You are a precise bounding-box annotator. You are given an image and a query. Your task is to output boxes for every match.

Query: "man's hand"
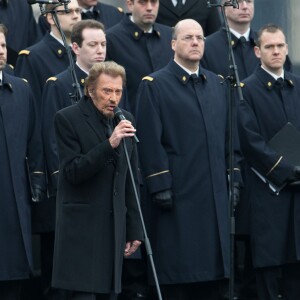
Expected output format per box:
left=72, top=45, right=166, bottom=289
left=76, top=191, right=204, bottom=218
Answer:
left=109, top=120, right=136, bottom=148
left=32, top=187, right=47, bottom=202
left=233, top=182, right=241, bottom=208
left=152, top=189, right=173, bottom=210
left=288, top=166, right=300, bottom=188
left=124, top=240, right=141, bottom=257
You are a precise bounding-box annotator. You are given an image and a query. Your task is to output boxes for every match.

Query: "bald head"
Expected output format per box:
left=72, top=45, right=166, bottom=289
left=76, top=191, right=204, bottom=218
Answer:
left=172, top=19, right=205, bottom=72
left=172, top=19, right=203, bottom=40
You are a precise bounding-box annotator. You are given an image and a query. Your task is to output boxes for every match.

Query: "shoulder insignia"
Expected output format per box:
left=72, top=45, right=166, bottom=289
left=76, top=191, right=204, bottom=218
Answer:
left=117, top=7, right=124, bottom=13
left=22, top=78, right=28, bottom=83
left=142, top=76, right=154, bottom=81
left=46, top=77, right=58, bottom=82
left=19, top=50, right=30, bottom=55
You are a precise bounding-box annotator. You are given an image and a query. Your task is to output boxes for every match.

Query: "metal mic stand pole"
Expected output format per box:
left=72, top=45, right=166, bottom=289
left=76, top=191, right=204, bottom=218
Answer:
left=121, top=138, right=164, bottom=300
left=41, top=1, right=82, bottom=104
left=206, top=1, right=244, bottom=300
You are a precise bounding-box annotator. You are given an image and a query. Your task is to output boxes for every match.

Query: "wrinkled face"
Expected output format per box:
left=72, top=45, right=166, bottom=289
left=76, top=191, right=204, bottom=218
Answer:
left=127, top=0, right=159, bottom=29
left=73, top=28, right=106, bottom=70
left=48, top=0, right=82, bottom=35
left=255, top=30, right=288, bottom=75
left=172, top=20, right=205, bottom=66
left=89, top=73, right=123, bottom=118
left=225, top=0, right=254, bottom=26
left=77, top=0, right=98, bottom=9
left=0, top=32, right=7, bottom=71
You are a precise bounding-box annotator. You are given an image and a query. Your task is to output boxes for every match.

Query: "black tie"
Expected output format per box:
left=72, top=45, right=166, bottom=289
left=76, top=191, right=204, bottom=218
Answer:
left=82, top=10, right=95, bottom=20
left=176, top=0, right=183, bottom=12
left=239, top=36, right=247, bottom=48
left=190, top=73, right=199, bottom=84
left=275, top=77, right=284, bottom=90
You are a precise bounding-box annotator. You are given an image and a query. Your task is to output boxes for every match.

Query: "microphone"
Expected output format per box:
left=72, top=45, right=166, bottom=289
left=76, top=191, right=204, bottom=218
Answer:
left=27, top=0, right=59, bottom=4
left=113, top=107, right=139, bottom=143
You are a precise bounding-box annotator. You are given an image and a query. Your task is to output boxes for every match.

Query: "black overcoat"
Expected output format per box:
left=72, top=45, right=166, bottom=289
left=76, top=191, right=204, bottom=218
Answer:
left=238, top=67, right=300, bottom=268
left=0, top=72, right=45, bottom=280
left=135, top=60, right=241, bottom=284
left=52, top=97, right=143, bottom=293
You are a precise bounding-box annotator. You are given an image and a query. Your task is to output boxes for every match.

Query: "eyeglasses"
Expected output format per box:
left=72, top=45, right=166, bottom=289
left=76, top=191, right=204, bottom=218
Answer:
left=236, top=0, right=254, bottom=4
left=55, top=8, right=82, bottom=15
left=179, top=35, right=206, bottom=43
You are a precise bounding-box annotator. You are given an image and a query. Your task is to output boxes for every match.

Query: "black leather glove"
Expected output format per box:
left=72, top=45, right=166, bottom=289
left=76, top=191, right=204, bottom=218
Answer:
left=32, top=187, right=47, bottom=203
left=287, top=166, right=300, bottom=186
left=233, top=182, right=241, bottom=208
left=152, top=189, right=173, bottom=210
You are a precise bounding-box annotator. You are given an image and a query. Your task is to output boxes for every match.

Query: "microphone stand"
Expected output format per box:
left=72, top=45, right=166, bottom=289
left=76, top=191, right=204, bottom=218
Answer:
left=37, top=1, right=82, bottom=104
left=207, top=1, right=244, bottom=300
left=121, top=138, right=163, bottom=300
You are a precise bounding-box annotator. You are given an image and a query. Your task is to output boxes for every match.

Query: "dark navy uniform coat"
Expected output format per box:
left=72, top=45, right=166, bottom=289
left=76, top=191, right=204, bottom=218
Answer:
left=52, top=97, right=143, bottom=293
left=238, top=66, right=300, bottom=268
left=201, top=28, right=293, bottom=80
left=38, top=2, right=125, bottom=35
left=0, top=72, right=46, bottom=280
left=135, top=60, right=237, bottom=284
left=156, top=0, right=221, bottom=36
left=0, top=0, right=41, bottom=66
left=106, top=15, right=173, bottom=114
left=15, top=33, right=71, bottom=110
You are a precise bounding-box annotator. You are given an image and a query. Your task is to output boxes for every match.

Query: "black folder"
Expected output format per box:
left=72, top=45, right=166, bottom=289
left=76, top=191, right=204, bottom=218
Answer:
left=267, top=122, right=300, bottom=166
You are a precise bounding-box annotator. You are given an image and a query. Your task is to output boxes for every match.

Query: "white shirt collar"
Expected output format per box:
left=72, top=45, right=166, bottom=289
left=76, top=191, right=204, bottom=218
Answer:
left=50, top=31, right=67, bottom=47
left=261, top=65, right=284, bottom=80
left=0, top=71, right=3, bottom=84
left=76, top=62, right=89, bottom=75
left=174, top=59, right=199, bottom=76
left=230, top=28, right=250, bottom=41
left=172, top=0, right=187, bottom=6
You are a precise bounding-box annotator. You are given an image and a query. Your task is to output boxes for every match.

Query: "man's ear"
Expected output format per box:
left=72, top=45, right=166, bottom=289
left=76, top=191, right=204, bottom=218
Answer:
left=254, top=46, right=261, bottom=59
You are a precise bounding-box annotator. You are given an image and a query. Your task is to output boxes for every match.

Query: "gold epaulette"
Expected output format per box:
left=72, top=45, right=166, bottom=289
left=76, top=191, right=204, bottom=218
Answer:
left=19, top=50, right=30, bottom=55
left=46, top=77, right=58, bottom=82
left=142, top=76, right=154, bottom=81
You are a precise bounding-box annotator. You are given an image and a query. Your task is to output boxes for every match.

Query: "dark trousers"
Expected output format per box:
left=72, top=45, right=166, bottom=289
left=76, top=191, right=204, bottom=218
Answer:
left=69, top=291, right=117, bottom=300
left=150, top=280, right=225, bottom=300
left=0, top=280, right=22, bottom=300
left=282, top=263, right=300, bottom=300
left=41, top=232, right=67, bottom=300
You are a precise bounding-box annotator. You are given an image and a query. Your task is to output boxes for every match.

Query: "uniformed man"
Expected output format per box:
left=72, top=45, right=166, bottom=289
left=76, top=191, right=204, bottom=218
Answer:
left=201, top=0, right=292, bottom=79
left=41, top=19, right=106, bottom=236
left=156, top=0, right=221, bottom=36
left=38, top=0, right=125, bottom=35
left=15, top=1, right=81, bottom=299
left=135, top=19, right=242, bottom=300
left=0, top=23, right=46, bottom=300
left=0, top=0, right=41, bottom=66
left=15, top=0, right=82, bottom=111
left=106, top=0, right=174, bottom=114
left=237, top=23, right=300, bottom=300
left=202, top=2, right=292, bottom=298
